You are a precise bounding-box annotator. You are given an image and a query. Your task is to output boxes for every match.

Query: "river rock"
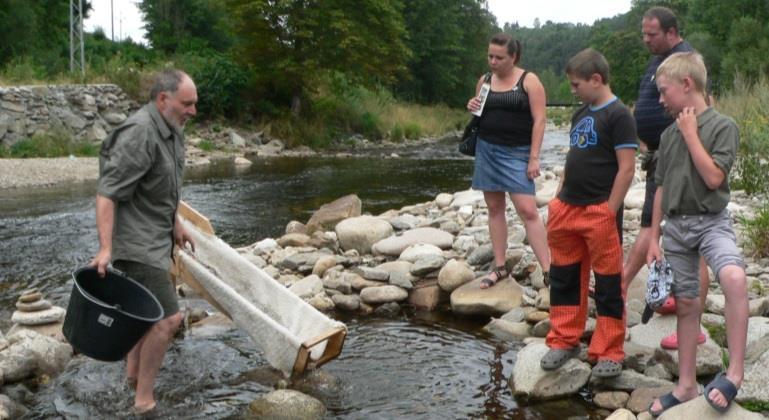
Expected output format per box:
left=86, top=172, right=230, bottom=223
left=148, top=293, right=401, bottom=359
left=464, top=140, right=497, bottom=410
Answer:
left=452, top=235, right=478, bottom=255
left=308, top=294, right=335, bottom=312
left=312, top=255, right=338, bottom=277
left=371, top=227, right=454, bottom=256
left=276, top=251, right=325, bottom=271
left=2, top=330, right=73, bottom=380
left=288, top=275, right=324, bottom=299
left=705, top=294, right=726, bottom=315
left=247, top=389, right=325, bottom=420
left=18, top=292, right=42, bottom=303
left=0, top=330, right=6, bottom=352
left=653, top=339, right=723, bottom=377
left=14, top=299, right=52, bottom=312
left=740, top=319, right=769, bottom=403
left=510, top=342, right=591, bottom=399
left=594, top=391, right=630, bottom=410
left=605, top=408, right=636, bottom=420
left=450, top=277, right=523, bottom=316
left=335, top=216, right=393, bottom=254
left=408, top=283, right=441, bottom=310
left=530, top=319, right=551, bottom=338
left=253, top=238, right=279, bottom=255
left=10, top=306, right=65, bottom=326
left=331, top=294, right=360, bottom=311
left=437, top=259, right=475, bottom=292
left=502, top=307, right=536, bottom=323
left=306, top=194, right=362, bottom=234
left=321, top=271, right=352, bottom=294
left=389, top=214, right=420, bottom=230
left=285, top=220, right=308, bottom=235
left=450, top=190, right=484, bottom=208
left=466, top=243, right=494, bottom=266
left=410, top=255, right=445, bottom=277
left=348, top=273, right=384, bottom=290
left=0, top=394, right=27, bottom=419
left=435, top=193, right=453, bottom=209
left=484, top=318, right=531, bottom=340
left=535, top=178, right=558, bottom=207
left=374, top=302, right=402, bottom=317
left=626, top=386, right=675, bottom=414
left=278, top=233, right=311, bottom=248
left=656, top=395, right=762, bottom=420
left=354, top=266, right=390, bottom=282
left=359, top=285, right=408, bottom=304
left=589, top=369, right=674, bottom=392
left=535, top=288, right=550, bottom=310
left=399, top=243, right=443, bottom=262
left=749, top=297, right=769, bottom=317
left=624, top=187, right=646, bottom=210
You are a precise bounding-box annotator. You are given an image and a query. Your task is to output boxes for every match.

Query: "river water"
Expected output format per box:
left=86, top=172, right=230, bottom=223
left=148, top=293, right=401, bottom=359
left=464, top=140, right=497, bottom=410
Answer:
left=2, top=131, right=602, bottom=418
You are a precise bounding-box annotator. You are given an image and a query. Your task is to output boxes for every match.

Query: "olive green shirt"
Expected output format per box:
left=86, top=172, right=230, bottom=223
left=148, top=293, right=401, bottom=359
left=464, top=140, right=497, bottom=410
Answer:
left=654, top=107, right=738, bottom=216
left=97, top=102, right=185, bottom=271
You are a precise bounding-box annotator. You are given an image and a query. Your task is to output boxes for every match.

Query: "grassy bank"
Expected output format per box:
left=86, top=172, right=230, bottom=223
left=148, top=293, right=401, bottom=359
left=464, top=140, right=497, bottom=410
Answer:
left=719, top=77, right=769, bottom=257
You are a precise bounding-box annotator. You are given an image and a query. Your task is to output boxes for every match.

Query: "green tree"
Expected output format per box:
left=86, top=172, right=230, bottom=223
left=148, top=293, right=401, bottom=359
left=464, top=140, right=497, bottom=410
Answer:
left=227, top=0, right=410, bottom=116
left=396, top=0, right=496, bottom=106
left=139, top=0, right=234, bottom=54
left=0, top=0, right=92, bottom=73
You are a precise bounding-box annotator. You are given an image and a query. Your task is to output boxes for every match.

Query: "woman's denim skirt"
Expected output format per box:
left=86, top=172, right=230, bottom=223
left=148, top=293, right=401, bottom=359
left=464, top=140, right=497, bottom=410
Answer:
left=471, top=138, right=535, bottom=195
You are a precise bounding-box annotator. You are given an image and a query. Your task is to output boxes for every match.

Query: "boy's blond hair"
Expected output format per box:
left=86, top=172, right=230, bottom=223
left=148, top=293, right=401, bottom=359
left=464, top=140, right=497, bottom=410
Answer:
left=565, top=48, right=610, bottom=84
left=656, top=52, right=707, bottom=93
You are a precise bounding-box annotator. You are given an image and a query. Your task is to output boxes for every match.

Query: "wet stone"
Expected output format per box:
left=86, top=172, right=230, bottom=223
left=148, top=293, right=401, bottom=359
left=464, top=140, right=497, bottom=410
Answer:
left=18, top=292, right=42, bottom=303
left=15, top=299, right=52, bottom=312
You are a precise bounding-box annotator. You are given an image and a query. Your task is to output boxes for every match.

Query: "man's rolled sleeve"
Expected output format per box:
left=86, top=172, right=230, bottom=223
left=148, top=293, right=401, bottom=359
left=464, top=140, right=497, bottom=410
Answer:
left=97, top=124, right=155, bottom=202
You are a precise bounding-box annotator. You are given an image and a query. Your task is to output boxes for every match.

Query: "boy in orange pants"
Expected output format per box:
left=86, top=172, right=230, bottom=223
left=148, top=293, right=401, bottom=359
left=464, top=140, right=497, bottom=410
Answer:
left=541, top=49, right=637, bottom=378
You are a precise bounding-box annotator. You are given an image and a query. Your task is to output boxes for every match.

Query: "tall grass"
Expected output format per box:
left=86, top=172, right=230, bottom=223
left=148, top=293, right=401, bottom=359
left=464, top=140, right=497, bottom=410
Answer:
left=0, top=131, right=98, bottom=158
left=717, top=76, right=769, bottom=195
left=718, top=76, right=769, bottom=258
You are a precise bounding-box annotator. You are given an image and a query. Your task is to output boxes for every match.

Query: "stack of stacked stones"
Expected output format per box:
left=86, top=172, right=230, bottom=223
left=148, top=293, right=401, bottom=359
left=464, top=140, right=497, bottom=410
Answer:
left=9, top=288, right=66, bottom=341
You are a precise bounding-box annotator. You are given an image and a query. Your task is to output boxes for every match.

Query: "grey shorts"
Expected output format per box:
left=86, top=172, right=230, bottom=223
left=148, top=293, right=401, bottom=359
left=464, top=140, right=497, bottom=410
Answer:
left=662, top=209, right=745, bottom=299
left=113, top=259, right=179, bottom=318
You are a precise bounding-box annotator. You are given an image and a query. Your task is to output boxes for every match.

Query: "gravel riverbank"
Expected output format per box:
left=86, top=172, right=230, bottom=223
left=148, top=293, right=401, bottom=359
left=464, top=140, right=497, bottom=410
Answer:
left=0, top=157, right=99, bottom=190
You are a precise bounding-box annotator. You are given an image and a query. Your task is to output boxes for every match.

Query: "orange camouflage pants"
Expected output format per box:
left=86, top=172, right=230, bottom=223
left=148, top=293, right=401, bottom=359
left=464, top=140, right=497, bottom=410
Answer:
left=545, top=198, right=625, bottom=362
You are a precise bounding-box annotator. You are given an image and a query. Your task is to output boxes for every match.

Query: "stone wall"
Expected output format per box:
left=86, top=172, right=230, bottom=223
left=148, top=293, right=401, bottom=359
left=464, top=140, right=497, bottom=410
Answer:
left=0, top=84, right=139, bottom=147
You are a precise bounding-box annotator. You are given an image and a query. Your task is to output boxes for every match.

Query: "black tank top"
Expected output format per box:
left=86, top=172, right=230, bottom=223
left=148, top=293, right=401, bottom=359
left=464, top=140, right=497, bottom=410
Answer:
left=478, top=71, right=534, bottom=147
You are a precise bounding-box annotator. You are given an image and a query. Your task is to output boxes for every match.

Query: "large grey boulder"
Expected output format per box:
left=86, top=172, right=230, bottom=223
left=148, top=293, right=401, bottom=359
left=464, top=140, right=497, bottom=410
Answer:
left=306, top=194, right=362, bottom=234
left=589, top=369, right=674, bottom=391
left=740, top=318, right=769, bottom=403
left=247, top=389, right=326, bottom=420
left=335, top=216, right=393, bottom=254
left=450, top=190, right=484, bottom=208
left=484, top=318, right=531, bottom=341
left=372, top=227, right=454, bottom=256
left=450, top=277, right=523, bottom=316
left=510, top=342, right=591, bottom=399
left=399, top=243, right=442, bottom=262
left=375, top=261, right=414, bottom=289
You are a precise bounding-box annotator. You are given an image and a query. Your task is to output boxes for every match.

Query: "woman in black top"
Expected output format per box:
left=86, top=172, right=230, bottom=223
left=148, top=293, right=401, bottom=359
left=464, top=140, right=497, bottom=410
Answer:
left=466, top=33, right=549, bottom=288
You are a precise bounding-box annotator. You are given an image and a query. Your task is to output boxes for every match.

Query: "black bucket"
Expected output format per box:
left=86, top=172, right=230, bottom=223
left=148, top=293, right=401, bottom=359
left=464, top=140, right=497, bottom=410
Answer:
left=63, top=266, right=165, bottom=361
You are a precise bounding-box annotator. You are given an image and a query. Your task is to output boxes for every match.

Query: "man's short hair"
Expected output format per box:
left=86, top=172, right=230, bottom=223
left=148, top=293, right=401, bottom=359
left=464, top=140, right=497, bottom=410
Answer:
left=656, top=52, right=707, bottom=93
left=565, top=48, right=610, bottom=84
left=149, top=69, right=187, bottom=101
left=644, top=6, right=680, bottom=35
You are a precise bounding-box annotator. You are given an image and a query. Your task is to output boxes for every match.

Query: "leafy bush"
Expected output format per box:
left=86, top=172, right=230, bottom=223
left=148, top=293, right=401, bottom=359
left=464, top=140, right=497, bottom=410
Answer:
left=176, top=51, right=250, bottom=119
left=7, top=132, right=98, bottom=158
left=403, top=122, right=422, bottom=139
left=390, top=125, right=404, bottom=142
left=740, top=204, right=769, bottom=258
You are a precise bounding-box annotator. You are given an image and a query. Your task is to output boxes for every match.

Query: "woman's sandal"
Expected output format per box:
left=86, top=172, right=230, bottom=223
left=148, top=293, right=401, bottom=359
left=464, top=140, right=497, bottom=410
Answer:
left=480, top=265, right=509, bottom=289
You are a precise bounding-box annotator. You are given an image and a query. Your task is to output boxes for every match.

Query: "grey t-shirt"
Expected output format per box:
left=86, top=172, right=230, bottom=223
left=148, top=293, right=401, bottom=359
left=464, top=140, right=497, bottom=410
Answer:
left=655, top=107, right=738, bottom=215
left=97, top=102, right=185, bottom=270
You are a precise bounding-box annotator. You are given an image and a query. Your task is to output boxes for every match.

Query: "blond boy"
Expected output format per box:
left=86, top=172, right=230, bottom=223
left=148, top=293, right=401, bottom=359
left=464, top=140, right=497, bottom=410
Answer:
left=647, top=51, right=748, bottom=415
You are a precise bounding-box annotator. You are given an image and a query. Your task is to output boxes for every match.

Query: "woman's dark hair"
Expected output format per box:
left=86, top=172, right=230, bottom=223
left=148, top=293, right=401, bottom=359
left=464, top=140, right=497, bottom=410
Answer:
left=490, top=33, right=522, bottom=65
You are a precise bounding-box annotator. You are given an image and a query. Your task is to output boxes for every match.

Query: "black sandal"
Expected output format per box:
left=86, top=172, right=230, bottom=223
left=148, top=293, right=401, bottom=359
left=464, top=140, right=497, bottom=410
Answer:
left=480, top=265, right=509, bottom=289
